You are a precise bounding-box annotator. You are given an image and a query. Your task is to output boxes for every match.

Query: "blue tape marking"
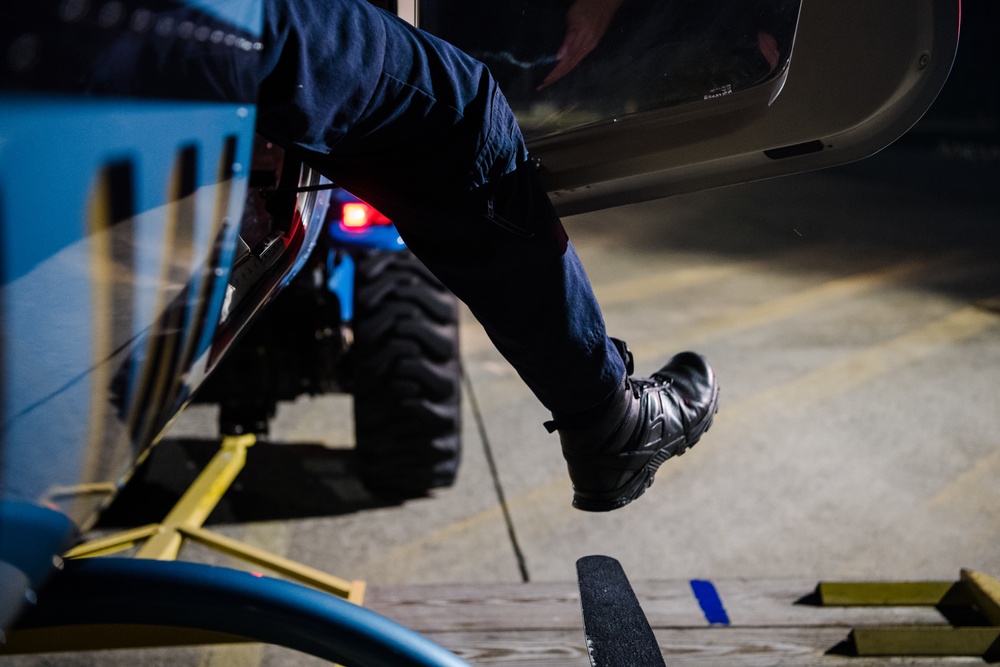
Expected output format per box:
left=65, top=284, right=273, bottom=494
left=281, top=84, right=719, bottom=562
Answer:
left=690, top=580, right=731, bottom=626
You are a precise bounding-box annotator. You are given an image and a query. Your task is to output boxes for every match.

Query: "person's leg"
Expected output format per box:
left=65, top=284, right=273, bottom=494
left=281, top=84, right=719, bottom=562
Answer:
left=257, top=0, right=625, bottom=418
left=256, top=0, right=720, bottom=510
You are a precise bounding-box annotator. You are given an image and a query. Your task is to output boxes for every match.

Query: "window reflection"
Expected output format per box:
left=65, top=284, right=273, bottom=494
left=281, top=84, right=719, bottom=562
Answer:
left=422, top=0, right=800, bottom=138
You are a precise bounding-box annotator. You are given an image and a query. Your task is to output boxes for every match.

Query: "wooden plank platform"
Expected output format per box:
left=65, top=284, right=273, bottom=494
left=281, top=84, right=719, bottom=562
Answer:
left=364, top=579, right=987, bottom=666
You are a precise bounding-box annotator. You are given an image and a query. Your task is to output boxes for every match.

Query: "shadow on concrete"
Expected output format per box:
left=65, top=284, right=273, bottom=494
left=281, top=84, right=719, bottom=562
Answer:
left=566, top=142, right=1000, bottom=311
left=569, top=144, right=1000, bottom=260
left=96, top=438, right=406, bottom=528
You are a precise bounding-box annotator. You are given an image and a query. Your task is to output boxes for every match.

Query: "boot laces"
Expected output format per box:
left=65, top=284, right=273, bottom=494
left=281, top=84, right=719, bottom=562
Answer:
left=629, top=375, right=674, bottom=399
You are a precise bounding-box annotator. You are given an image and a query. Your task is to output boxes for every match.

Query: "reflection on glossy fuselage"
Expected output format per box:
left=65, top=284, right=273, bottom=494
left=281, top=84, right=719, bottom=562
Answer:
left=422, top=0, right=801, bottom=137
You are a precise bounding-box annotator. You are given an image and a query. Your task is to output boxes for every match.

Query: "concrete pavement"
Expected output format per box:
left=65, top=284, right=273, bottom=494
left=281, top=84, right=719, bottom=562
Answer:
left=9, top=142, right=1000, bottom=665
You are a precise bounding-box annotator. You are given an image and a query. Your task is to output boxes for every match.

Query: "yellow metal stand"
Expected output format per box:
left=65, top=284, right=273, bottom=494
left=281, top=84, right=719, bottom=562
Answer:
left=817, top=569, right=1000, bottom=659
left=64, top=434, right=366, bottom=605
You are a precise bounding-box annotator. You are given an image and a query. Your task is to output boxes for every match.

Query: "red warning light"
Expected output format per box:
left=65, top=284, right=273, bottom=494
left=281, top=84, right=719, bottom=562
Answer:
left=341, top=202, right=391, bottom=231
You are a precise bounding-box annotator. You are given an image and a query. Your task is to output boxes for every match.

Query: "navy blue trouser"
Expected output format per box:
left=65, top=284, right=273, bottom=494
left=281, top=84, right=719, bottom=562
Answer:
left=255, top=0, right=626, bottom=419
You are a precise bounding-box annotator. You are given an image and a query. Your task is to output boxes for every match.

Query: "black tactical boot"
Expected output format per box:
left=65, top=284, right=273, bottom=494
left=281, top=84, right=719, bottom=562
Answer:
left=547, top=341, right=720, bottom=512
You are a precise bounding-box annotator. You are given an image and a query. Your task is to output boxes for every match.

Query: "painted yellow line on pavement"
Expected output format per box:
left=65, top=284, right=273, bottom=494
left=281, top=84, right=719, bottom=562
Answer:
left=722, top=304, right=1000, bottom=419
left=628, top=254, right=964, bottom=363
left=463, top=251, right=956, bottom=359
left=207, top=259, right=995, bottom=591
left=464, top=254, right=974, bottom=416
left=929, top=447, right=1000, bottom=509
left=368, top=483, right=556, bottom=576
left=460, top=256, right=764, bottom=355
left=593, top=263, right=747, bottom=305
left=589, top=245, right=862, bottom=307
left=381, top=303, right=1000, bottom=564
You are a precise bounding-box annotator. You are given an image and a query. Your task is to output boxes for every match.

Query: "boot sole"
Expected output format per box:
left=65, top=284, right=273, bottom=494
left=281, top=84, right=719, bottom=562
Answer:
left=572, top=382, right=721, bottom=512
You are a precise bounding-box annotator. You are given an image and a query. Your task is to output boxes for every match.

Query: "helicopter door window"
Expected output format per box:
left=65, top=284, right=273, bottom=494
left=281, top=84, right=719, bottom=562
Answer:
left=419, top=0, right=801, bottom=139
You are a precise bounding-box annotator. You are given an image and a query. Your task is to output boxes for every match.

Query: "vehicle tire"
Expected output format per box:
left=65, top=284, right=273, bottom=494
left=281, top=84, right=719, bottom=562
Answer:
left=350, top=248, right=462, bottom=498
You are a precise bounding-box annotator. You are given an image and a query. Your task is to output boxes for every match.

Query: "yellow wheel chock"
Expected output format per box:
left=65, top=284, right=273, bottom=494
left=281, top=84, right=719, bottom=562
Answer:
left=817, top=568, right=1000, bottom=660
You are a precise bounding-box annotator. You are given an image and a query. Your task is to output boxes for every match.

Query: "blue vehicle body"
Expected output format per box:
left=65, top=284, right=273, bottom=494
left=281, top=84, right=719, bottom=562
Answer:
left=325, top=188, right=407, bottom=324
left=0, top=2, right=463, bottom=662
left=0, top=97, right=257, bottom=521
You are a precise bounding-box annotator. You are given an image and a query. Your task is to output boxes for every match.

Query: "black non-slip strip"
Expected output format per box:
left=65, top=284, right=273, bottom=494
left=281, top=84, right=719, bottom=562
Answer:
left=577, top=555, right=666, bottom=667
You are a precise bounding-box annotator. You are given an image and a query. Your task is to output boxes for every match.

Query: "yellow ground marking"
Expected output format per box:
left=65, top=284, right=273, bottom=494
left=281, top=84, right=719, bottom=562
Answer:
left=459, top=258, right=757, bottom=355
left=593, top=263, right=747, bottom=305
left=186, top=258, right=997, bottom=608
left=459, top=246, right=908, bottom=356
left=627, top=253, right=963, bottom=363
left=464, top=253, right=974, bottom=419
left=367, top=483, right=558, bottom=577
left=929, top=447, right=1000, bottom=509
left=719, top=304, right=1000, bottom=419
left=376, top=303, right=1000, bottom=566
